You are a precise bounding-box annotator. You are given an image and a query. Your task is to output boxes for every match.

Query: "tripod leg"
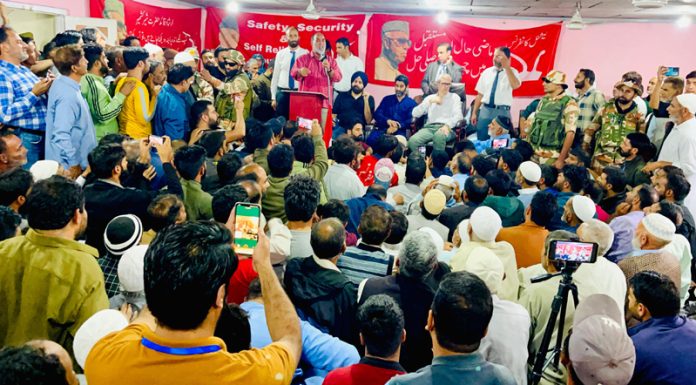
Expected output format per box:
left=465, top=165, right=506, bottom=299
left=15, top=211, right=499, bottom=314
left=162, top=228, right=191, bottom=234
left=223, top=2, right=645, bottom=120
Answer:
left=552, top=284, right=571, bottom=368
left=529, top=281, right=568, bottom=385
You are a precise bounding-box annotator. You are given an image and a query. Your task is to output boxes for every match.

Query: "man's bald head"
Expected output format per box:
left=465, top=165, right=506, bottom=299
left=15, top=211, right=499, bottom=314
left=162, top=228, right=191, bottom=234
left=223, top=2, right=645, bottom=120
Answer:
left=236, top=163, right=268, bottom=192
left=238, top=179, right=262, bottom=204
left=25, top=340, right=78, bottom=385
left=310, top=218, right=346, bottom=260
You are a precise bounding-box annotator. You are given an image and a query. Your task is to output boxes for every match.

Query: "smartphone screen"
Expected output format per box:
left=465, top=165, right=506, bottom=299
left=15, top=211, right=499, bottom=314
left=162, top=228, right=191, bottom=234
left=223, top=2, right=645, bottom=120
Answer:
left=552, top=241, right=598, bottom=263
left=665, top=67, right=679, bottom=77
left=233, top=203, right=261, bottom=255
left=148, top=135, right=163, bottom=145
left=418, top=146, right=426, bottom=156
left=492, top=138, right=508, bottom=149
left=298, top=117, right=313, bottom=131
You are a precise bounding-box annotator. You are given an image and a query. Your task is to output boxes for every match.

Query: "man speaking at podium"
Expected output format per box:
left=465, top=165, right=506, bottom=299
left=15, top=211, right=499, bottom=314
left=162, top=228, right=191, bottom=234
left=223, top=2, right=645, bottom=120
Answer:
left=291, top=32, right=342, bottom=128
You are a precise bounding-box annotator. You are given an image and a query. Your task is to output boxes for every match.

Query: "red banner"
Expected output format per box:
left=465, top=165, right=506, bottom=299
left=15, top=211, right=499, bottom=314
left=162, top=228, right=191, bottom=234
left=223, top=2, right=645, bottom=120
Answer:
left=90, top=0, right=201, bottom=51
left=366, top=14, right=561, bottom=96
left=205, top=9, right=365, bottom=62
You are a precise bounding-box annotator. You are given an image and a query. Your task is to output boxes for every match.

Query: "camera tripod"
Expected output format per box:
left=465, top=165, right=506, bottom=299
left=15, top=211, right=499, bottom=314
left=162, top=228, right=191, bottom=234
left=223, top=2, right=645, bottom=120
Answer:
left=529, top=264, right=580, bottom=385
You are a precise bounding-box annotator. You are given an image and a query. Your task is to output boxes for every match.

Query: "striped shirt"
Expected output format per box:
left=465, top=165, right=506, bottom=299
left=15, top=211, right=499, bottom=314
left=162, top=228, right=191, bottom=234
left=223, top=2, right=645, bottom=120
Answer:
left=337, top=243, right=393, bottom=285
left=0, top=60, right=48, bottom=130
left=80, top=73, right=126, bottom=140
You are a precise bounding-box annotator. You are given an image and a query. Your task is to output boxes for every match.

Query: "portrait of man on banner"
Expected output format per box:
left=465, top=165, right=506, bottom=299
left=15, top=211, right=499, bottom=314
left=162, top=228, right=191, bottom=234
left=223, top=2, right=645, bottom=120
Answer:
left=103, top=0, right=127, bottom=41
left=375, top=20, right=411, bottom=81
left=219, top=15, right=240, bottom=49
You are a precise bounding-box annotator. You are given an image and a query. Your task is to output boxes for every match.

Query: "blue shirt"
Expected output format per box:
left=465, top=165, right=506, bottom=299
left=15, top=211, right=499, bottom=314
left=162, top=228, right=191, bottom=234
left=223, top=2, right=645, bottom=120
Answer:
left=387, top=352, right=516, bottom=385
left=473, top=133, right=511, bottom=154
left=240, top=301, right=359, bottom=382
left=344, top=193, right=394, bottom=235
left=45, top=75, right=96, bottom=169
left=607, top=211, right=645, bottom=263
left=453, top=173, right=468, bottom=191
left=0, top=60, right=48, bottom=131
left=153, top=83, right=191, bottom=140
left=337, top=243, right=393, bottom=285
left=628, top=316, right=696, bottom=385
left=547, top=191, right=575, bottom=231
left=373, top=94, right=417, bottom=134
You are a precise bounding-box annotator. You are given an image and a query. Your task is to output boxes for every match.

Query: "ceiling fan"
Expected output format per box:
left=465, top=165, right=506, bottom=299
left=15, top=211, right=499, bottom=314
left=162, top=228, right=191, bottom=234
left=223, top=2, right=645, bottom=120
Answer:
left=302, top=0, right=325, bottom=20
left=567, top=2, right=586, bottom=30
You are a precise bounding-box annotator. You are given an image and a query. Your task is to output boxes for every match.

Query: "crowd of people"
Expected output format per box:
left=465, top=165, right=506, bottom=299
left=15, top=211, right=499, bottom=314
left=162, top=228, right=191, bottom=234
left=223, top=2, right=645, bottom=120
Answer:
left=2, top=6, right=696, bottom=385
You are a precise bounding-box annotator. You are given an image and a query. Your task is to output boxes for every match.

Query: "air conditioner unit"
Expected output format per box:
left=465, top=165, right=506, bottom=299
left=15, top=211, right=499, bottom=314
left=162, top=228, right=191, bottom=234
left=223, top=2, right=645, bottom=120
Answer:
left=566, top=8, right=586, bottom=30
left=632, top=0, right=668, bottom=9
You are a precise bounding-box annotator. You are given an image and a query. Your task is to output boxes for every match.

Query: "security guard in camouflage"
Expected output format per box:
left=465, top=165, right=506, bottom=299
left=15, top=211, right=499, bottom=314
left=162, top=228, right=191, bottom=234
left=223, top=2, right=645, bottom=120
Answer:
left=526, top=70, right=580, bottom=167
left=583, top=81, right=645, bottom=173
left=214, top=50, right=256, bottom=128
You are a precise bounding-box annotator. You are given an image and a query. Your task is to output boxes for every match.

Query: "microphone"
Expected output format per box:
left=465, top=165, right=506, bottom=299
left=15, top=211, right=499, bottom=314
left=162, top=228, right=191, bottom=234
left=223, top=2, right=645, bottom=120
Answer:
left=321, top=55, right=330, bottom=74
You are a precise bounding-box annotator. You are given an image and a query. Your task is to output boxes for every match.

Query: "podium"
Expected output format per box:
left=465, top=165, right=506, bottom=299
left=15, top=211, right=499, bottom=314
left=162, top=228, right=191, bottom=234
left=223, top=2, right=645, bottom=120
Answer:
left=287, top=90, right=333, bottom=147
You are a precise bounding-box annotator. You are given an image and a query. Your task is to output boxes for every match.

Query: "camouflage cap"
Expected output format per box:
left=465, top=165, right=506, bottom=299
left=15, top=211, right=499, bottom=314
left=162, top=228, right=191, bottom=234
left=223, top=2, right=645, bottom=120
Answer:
left=223, top=77, right=249, bottom=94
left=543, top=70, right=567, bottom=86
left=620, top=80, right=642, bottom=94
left=228, top=50, right=245, bottom=65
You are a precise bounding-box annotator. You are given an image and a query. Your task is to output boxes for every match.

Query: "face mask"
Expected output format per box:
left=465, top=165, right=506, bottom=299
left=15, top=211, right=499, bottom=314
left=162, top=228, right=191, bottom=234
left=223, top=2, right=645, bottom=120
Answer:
left=288, top=40, right=299, bottom=48
left=226, top=69, right=239, bottom=79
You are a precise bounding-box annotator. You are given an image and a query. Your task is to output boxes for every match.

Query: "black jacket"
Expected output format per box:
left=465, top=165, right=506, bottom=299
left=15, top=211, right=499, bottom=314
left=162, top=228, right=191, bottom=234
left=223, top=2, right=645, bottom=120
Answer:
left=83, top=163, right=182, bottom=255
left=360, top=262, right=451, bottom=372
left=284, top=256, right=358, bottom=345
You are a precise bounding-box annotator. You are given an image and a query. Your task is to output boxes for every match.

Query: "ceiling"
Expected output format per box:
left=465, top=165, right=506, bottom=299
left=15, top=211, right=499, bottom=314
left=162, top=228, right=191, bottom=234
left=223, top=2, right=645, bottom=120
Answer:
left=179, top=0, right=696, bottom=21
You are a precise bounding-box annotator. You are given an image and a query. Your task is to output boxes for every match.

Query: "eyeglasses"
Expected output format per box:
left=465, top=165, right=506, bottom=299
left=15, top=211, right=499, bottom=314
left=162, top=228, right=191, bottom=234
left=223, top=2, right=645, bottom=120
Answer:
left=224, top=61, right=238, bottom=67
left=439, top=82, right=452, bottom=87
left=385, top=37, right=412, bottom=47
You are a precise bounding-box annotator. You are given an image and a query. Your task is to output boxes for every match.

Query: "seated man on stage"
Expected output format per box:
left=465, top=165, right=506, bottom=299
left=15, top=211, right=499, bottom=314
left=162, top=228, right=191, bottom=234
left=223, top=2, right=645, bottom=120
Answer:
left=368, top=74, right=417, bottom=147
left=421, top=42, right=463, bottom=97
left=408, top=74, right=463, bottom=153
left=473, top=116, right=513, bottom=154
left=332, top=71, right=375, bottom=138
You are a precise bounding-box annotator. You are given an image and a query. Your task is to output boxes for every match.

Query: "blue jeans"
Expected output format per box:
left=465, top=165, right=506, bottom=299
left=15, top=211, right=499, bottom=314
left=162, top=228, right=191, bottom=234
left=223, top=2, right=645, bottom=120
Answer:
left=18, top=130, right=44, bottom=169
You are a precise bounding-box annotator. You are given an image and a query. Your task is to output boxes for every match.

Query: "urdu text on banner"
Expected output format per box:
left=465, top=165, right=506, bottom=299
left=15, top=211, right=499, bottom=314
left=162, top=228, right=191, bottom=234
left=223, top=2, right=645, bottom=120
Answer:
left=366, top=14, right=562, bottom=96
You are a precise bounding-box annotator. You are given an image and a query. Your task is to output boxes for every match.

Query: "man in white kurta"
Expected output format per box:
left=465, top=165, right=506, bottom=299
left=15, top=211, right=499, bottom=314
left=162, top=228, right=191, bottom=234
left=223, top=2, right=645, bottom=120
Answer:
left=647, top=94, right=696, bottom=216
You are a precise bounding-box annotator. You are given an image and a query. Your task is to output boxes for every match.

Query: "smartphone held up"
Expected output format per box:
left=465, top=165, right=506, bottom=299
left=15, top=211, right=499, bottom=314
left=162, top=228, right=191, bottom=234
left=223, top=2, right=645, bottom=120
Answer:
left=233, top=203, right=261, bottom=255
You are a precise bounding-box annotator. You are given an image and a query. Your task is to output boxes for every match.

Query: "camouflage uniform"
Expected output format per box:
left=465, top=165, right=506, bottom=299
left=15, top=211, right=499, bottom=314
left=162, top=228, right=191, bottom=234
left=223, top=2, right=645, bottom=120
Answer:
left=191, top=72, right=214, bottom=102
left=215, top=74, right=254, bottom=126
left=526, top=94, right=580, bottom=165
left=586, top=100, right=644, bottom=172
left=215, top=50, right=257, bottom=126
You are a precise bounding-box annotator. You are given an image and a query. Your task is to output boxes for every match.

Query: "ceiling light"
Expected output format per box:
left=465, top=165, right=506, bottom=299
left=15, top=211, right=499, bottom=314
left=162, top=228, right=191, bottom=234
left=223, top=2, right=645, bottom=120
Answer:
left=226, top=1, right=239, bottom=13
left=436, top=11, right=448, bottom=25
left=676, top=15, right=693, bottom=28
left=632, top=0, right=668, bottom=8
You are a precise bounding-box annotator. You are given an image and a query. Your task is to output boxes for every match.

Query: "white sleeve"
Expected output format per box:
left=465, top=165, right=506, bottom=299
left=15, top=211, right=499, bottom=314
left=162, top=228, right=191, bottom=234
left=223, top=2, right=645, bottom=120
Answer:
left=677, top=137, right=696, bottom=177
left=412, top=96, right=431, bottom=118
left=475, top=69, right=488, bottom=94
left=445, top=95, right=464, bottom=128
left=267, top=218, right=291, bottom=264
left=270, top=51, right=282, bottom=101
